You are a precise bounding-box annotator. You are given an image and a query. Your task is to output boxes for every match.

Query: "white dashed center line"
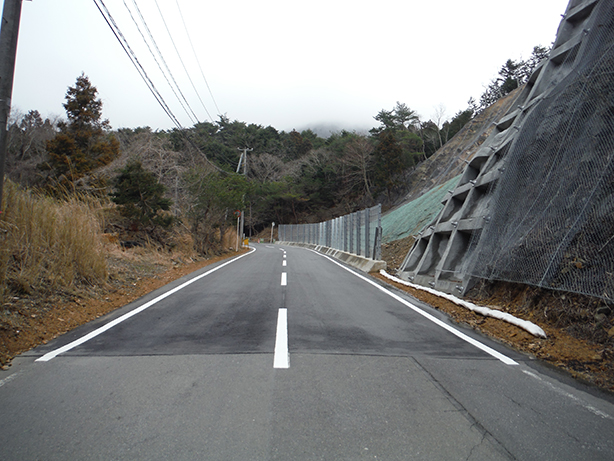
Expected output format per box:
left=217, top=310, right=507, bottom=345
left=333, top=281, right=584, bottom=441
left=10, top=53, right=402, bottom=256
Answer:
left=273, top=308, right=289, bottom=368
left=281, top=272, right=287, bottom=286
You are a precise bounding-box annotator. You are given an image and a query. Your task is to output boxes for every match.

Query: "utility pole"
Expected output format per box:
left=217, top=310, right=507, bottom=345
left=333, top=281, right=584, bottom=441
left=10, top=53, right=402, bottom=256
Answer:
left=0, top=0, right=23, bottom=211
left=236, top=147, right=252, bottom=246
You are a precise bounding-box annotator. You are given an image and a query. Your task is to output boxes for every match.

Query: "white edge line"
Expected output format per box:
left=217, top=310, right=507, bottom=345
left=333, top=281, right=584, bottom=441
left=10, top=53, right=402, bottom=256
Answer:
left=273, top=308, right=289, bottom=368
left=521, top=369, right=614, bottom=420
left=36, top=247, right=257, bottom=362
left=308, top=250, right=518, bottom=366
left=0, top=370, right=22, bottom=388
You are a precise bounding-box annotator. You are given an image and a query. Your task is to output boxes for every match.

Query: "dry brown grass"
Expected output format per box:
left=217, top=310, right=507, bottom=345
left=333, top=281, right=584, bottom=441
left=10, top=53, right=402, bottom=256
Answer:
left=0, top=181, right=108, bottom=303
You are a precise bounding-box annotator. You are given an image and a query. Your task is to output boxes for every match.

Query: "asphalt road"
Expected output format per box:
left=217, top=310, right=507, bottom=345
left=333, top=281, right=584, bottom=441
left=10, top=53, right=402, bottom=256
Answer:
left=1, top=243, right=613, bottom=460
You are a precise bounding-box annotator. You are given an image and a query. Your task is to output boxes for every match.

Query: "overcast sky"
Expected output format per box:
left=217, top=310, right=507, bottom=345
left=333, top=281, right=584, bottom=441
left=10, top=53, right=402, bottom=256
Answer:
left=10, top=0, right=569, bottom=134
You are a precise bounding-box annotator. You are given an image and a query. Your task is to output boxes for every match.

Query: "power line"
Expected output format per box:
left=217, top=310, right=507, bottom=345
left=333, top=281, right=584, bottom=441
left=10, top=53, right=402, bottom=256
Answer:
left=174, top=0, right=221, bottom=116
left=125, top=0, right=200, bottom=125
left=154, top=0, right=214, bottom=122
left=92, top=0, right=230, bottom=175
left=93, top=0, right=183, bottom=130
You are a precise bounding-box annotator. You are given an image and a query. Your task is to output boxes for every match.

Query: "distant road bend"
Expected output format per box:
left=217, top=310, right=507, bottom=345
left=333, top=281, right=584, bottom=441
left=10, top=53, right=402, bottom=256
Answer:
left=1, top=243, right=613, bottom=460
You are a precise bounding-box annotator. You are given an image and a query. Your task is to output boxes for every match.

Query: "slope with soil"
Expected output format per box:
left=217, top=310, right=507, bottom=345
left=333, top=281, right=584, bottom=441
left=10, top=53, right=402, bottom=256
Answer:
left=379, top=239, right=614, bottom=392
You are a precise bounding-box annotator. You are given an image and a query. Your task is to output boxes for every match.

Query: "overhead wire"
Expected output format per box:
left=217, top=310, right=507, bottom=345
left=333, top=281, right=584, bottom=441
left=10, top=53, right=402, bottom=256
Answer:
left=125, top=0, right=200, bottom=125
left=153, top=0, right=214, bottom=122
left=92, top=0, right=183, bottom=130
left=174, top=0, right=221, bottom=116
left=92, top=0, right=229, bottom=174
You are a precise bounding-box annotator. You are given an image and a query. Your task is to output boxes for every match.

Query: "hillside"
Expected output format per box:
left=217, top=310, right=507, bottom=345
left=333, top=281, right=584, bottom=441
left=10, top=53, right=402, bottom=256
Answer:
left=376, top=96, right=614, bottom=392
left=393, top=88, right=524, bottom=206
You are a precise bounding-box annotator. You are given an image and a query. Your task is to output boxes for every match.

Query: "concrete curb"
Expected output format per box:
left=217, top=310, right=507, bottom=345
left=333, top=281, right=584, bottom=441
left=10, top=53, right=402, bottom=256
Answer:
left=277, top=241, right=387, bottom=273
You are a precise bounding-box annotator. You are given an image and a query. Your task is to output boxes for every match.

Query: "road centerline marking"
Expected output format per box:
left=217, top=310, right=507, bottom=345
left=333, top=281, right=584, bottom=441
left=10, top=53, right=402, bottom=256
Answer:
left=281, top=272, right=287, bottom=286
left=273, top=308, right=289, bottom=368
left=282, top=260, right=287, bottom=266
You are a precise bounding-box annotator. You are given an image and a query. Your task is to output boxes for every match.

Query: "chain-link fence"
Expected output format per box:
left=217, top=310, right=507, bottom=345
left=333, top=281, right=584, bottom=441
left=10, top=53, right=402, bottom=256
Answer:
left=465, top=1, right=614, bottom=301
left=279, top=204, right=383, bottom=260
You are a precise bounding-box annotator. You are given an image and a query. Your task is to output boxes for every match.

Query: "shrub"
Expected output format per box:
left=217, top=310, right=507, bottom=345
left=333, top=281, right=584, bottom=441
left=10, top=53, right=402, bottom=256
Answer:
left=0, top=181, right=107, bottom=301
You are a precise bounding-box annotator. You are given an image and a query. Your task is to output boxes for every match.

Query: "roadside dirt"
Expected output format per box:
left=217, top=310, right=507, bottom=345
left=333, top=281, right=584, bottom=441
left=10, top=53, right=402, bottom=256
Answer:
left=0, top=247, right=248, bottom=368
left=2, top=238, right=613, bottom=394
left=378, top=238, right=614, bottom=393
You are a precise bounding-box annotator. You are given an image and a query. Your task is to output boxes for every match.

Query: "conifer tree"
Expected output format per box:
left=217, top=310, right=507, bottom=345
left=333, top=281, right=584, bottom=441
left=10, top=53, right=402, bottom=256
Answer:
left=45, top=73, right=119, bottom=183
left=110, top=160, right=173, bottom=229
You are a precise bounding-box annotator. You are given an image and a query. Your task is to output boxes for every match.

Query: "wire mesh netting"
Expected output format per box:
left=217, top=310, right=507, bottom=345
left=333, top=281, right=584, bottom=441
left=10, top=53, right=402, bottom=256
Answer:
left=466, top=6, right=614, bottom=301
left=279, top=204, right=383, bottom=260
left=381, top=176, right=460, bottom=244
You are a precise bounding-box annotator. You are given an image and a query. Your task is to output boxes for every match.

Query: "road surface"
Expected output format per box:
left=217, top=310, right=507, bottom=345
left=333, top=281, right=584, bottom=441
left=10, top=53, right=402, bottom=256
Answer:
left=1, top=243, right=613, bottom=460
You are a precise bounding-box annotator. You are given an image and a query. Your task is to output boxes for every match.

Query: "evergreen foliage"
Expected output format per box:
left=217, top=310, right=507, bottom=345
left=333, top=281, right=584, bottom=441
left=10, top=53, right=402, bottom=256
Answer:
left=110, top=160, right=173, bottom=229
left=478, top=45, right=551, bottom=110
left=45, top=74, right=119, bottom=183
left=7, top=44, right=551, bottom=254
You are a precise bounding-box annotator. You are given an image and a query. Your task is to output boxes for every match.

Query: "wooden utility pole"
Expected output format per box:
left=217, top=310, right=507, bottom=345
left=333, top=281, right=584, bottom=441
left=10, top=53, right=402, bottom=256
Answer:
left=0, top=0, right=23, bottom=211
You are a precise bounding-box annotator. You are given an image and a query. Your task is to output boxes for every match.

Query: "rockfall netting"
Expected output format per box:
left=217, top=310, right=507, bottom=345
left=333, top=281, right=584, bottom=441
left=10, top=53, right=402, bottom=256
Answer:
left=466, top=6, right=614, bottom=301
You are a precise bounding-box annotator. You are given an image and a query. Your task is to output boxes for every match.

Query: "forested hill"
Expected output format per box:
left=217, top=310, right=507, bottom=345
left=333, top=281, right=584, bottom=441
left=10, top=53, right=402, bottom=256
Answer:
left=4, top=46, right=548, bottom=254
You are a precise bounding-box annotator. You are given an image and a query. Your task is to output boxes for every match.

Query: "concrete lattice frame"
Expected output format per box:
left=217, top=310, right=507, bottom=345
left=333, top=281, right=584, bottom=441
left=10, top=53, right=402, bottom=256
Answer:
left=398, top=0, right=602, bottom=295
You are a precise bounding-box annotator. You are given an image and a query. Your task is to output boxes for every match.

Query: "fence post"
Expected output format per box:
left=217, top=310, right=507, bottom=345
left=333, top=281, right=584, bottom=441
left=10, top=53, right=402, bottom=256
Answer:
left=278, top=204, right=381, bottom=255
left=343, top=215, right=348, bottom=252
left=325, top=220, right=329, bottom=247
left=375, top=204, right=382, bottom=260
left=350, top=213, right=354, bottom=254
left=336, top=217, right=340, bottom=250
left=365, top=208, right=371, bottom=259
left=356, top=211, right=362, bottom=256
